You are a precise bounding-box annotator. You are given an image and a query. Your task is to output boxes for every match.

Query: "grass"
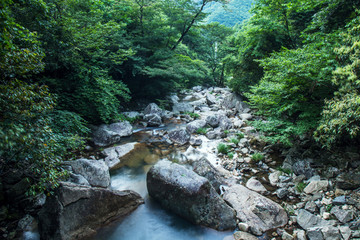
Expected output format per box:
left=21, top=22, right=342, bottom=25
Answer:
left=295, top=182, right=307, bottom=192
left=276, top=167, right=293, bottom=175
left=196, top=127, right=208, bottom=135
left=224, top=130, right=230, bottom=135
left=217, top=143, right=230, bottom=154
left=251, top=152, right=264, bottom=162
left=227, top=152, right=235, bottom=159
left=236, top=132, right=244, bottom=139
left=185, top=112, right=200, bottom=119
left=229, top=137, right=240, bottom=145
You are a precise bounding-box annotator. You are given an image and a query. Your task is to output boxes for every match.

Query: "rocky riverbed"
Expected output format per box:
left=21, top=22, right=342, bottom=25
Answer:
left=8, top=86, right=360, bottom=240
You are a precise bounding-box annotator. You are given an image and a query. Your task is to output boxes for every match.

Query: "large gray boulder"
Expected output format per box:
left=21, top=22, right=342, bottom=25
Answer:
left=222, top=93, right=249, bottom=113
left=186, top=120, right=207, bottom=134
left=38, top=182, right=144, bottom=240
left=223, top=184, right=288, bottom=235
left=172, top=102, right=194, bottom=113
left=168, top=129, right=191, bottom=145
left=206, top=92, right=217, bottom=105
left=147, top=160, right=237, bottom=230
left=92, top=121, right=133, bottom=147
left=206, top=115, right=220, bottom=128
left=144, top=113, right=162, bottom=126
left=69, top=159, right=110, bottom=188
left=218, top=115, right=233, bottom=130
left=144, top=103, right=163, bottom=116
left=102, top=143, right=137, bottom=170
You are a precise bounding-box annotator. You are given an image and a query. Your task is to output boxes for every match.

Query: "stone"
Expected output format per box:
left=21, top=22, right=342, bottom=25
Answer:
left=307, top=227, right=324, bottom=240
left=338, top=226, right=351, bottom=240
left=223, top=184, right=288, bottom=235
left=206, top=115, right=220, bottom=128
left=282, top=231, right=294, bottom=240
left=321, top=226, right=341, bottom=240
left=172, top=102, right=194, bottom=113
left=297, top=210, right=329, bottom=231
left=233, top=119, right=244, bottom=128
left=144, top=113, right=162, bottom=126
left=92, top=121, right=132, bottom=147
left=147, top=160, right=237, bottom=230
left=69, top=159, right=110, bottom=188
left=218, top=115, right=233, bottom=130
left=269, top=171, right=282, bottom=186
left=238, top=222, right=249, bottom=232
left=292, top=159, right=315, bottom=179
left=122, top=111, right=140, bottom=119
left=222, top=93, right=249, bottom=113
left=239, top=113, right=252, bottom=121
left=206, top=92, right=217, bottom=105
left=336, top=172, right=360, bottom=190
left=330, top=206, right=354, bottom=223
left=276, top=188, right=289, bottom=199
left=233, top=231, right=258, bottom=240
left=168, top=129, right=191, bottom=145
left=304, top=180, right=328, bottom=194
left=186, top=120, right=207, bottom=133
left=332, top=195, right=346, bottom=205
left=17, top=214, right=36, bottom=231
left=68, top=173, right=90, bottom=186
left=189, top=137, right=202, bottom=146
left=245, top=177, right=267, bottom=194
left=102, top=143, right=137, bottom=170
left=38, top=182, right=143, bottom=240
left=144, top=103, right=163, bottom=116
left=305, top=201, right=318, bottom=213
left=294, top=229, right=306, bottom=240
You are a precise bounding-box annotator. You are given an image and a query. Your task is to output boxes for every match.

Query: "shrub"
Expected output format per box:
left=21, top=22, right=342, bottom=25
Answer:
left=227, top=152, right=235, bottom=159
left=236, top=132, right=244, bottom=139
left=217, top=143, right=230, bottom=154
left=251, top=152, right=264, bottom=162
left=196, top=127, right=208, bottom=135
left=185, top=112, right=200, bottom=119
left=224, top=130, right=230, bottom=135
left=230, top=137, right=240, bottom=145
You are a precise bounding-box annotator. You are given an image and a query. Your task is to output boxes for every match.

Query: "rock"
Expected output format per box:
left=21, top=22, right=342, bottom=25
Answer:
left=321, top=226, right=341, bottom=240
left=307, top=227, right=324, bottom=240
left=192, top=86, right=202, bottom=92
left=238, top=222, right=249, bottom=232
left=239, top=113, right=252, bottom=121
left=332, top=195, right=346, bottom=205
left=304, top=180, right=328, bottom=194
left=206, top=93, right=217, bottom=105
left=222, top=93, right=249, bottom=113
left=292, top=159, right=315, bottom=179
left=69, top=159, right=110, bottom=188
left=169, top=94, right=179, bottom=104
left=233, top=118, right=244, bottom=128
left=172, top=102, right=194, bottom=113
left=122, top=111, right=140, bottom=119
left=223, top=184, right=288, bottom=235
left=233, top=231, right=258, bottom=240
left=168, top=129, right=191, bottom=145
left=245, top=177, right=267, bottom=194
left=242, top=126, right=256, bottom=135
left=144, top=103, right=163, bottom=116
left=192, top=158, right=227, bottom=193
left=144, top=113, right=162, bottom=126
left=206, top=115, right=220, bottom=128
left=276, top=188, right=289, bottom=199
left=330, top=206, right=354, bottom=223
left=297, top=209, right=328, bottom=231
left=336, top=172, right=360, bottom=190
left=68, top=173, right=90, bottom=186
left=92, top=121, right=132, bottom=147
left=269, top=171, right=282, bottom=186
left=18, top=214, right=36, bottom=231
left=186, top=120, right=207, bottom=133
left=38, top=182, right=143, bottom=240
left=305, top=201, right=318, bottom=213
left=206, top=129, right=226, bottom=139
left=147, top=160, right=237, bottom=231
left=338, top=226, right=351, bottom=240
left=294, top=229, right=307, bottom=240
left=218, top=115, right=233, bottom=130
left=282, top=231, right=294, bottom=240
left=189, top=137, right=202, bottom=146
left=102, top=143, right=137, bottom=169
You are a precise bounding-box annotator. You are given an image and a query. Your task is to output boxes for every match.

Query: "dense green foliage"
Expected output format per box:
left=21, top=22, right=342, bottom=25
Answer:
left=227, top=0, right=360, bottom=148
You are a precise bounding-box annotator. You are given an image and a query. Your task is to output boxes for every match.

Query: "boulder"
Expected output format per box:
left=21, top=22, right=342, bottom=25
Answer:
left=186, top=120, right=207, bottom=133
left=122, top=111, right=140, bottom=119
left=218, top=115, right=233, bottom=130
left=69, top=159, right=110, bottom=188
left=144, top=113, right=162, bottom=126
left=296, top=209, right=329, bottom=231
left=67, top=173, right=90, bottom=186
left=38, top=182, right=144, bottom=240
left=92, top=121, right=133, bottom=147
left=245, top=177, right=267, bottom=194
left=239, top=113, right=252, bottom=121
left=223, top=184, right=288, bottom=235
left=232, top=231, right=258, bottom=240
left=330, top=206, right=354, bottom=223
left=336, top=172, right=360, bottom=190
left=206, top=93, right=217, bottom=105
left=172, top=102, right=194, bottom=113
left=222, top=93, right=249, bottom=113
left=168, top=129, right=191, bottom=145
left=206, top=115, right=220, bottom=128
left=147, top=160, right=237, bottom=231
left=303, top=180, right=328, bottom=194
left=102, top=143, right=137, bottom=170
left=189, top=137, right=202, bottom=146
left=144, top=103, right=163, bottom=116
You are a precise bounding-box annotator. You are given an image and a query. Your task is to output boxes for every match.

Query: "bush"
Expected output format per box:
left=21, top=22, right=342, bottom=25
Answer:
left=196, top=127, right=208, bottom=135
left=217, top=143, right=230, bottom=154
left=227, top=152, right=235, bottom=159
left=251, top=152, right=264, bottom=162
left=185, top=112, right=200, bottom=119
left=236, top=132, right=244, bottom=139
left=230, top=137, right=240, bottom=145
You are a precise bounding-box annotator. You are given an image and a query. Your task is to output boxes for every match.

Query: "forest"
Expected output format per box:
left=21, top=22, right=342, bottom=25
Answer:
left=1, top=0, right=360, bottom=198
